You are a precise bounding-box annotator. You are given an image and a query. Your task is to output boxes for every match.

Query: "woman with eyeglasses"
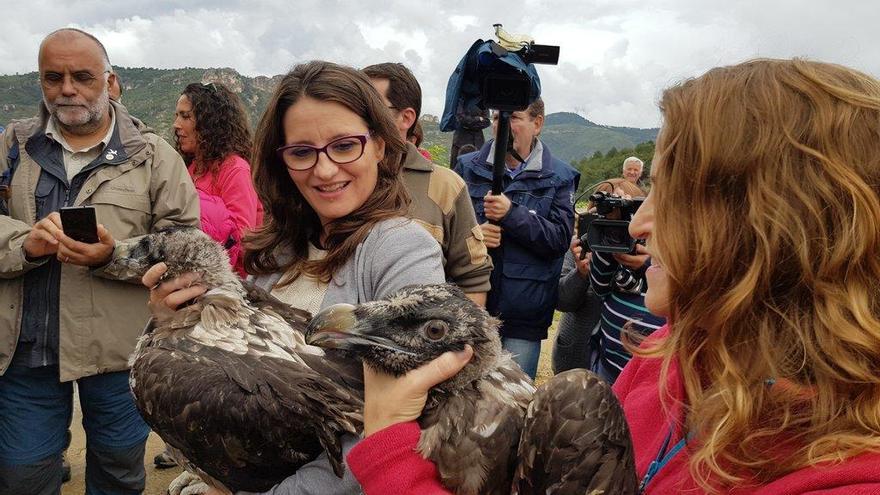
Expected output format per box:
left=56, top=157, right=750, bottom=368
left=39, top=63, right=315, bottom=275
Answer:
left=145, top=61, right=445, bottom=495
left=173, top=82, right=263, bottom=278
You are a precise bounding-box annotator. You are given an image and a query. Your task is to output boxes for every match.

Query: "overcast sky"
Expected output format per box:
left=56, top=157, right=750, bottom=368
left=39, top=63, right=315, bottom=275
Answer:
left=2, top=0, right=878, bottom=128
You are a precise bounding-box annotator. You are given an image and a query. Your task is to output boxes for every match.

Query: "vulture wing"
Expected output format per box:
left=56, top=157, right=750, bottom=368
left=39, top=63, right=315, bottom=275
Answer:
left=512, top=369, right=638, bottom=495
left=418, top=358, right=535, bottom=495
left=131, top=296, right=364, bottom=492
left=242, top=279, right=311, bottom=328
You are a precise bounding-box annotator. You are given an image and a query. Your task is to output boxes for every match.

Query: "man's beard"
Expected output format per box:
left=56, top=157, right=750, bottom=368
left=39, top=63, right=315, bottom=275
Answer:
left=44, top=86, right=110, bottom=136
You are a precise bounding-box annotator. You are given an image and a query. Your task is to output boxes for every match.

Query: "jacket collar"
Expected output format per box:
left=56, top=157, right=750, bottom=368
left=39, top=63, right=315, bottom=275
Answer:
left=18, top=99, right=153, bottom=179
left=473, top=139, right=555, bottom=182
left=17, top=99, right=148, bottom=163
left=402, top=142, right=433, bottom=172
left=485, top=139, right=544, bottom=174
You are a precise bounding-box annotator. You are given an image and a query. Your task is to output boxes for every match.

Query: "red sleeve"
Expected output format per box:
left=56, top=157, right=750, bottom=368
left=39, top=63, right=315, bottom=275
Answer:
left=212, top=155, right=263, bottom=236
left=613, top=324, right=670, bottom=403
left=347, top=422, right=452, bottom=495
left=757, top=451, right=880, bottom=494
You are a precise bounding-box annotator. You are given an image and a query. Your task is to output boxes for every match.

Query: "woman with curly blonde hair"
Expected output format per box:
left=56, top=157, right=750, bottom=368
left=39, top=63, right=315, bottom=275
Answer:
left=288, top=58, right=880, bottom=495
left=618, top=58, right=880, bottom=493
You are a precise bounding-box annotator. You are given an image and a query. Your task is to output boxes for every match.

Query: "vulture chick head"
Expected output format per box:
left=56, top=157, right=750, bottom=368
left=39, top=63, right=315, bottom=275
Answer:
left=104, top=225, right=241, bottom=292
left=306, top=283, right=500, bottom=394
left=306, top=284, right=534, bottom=495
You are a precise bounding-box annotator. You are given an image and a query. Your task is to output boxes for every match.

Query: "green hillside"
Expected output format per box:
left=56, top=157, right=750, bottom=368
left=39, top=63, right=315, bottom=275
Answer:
left=0, top=68, right=657, bottom=166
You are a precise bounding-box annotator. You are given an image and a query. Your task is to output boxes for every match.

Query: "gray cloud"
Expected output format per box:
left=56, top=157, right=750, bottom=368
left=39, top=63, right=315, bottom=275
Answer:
left=3, top=0, right=878, bottom=128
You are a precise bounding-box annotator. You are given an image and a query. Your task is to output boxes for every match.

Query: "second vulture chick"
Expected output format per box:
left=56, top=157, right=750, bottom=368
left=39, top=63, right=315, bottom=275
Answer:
left=306, top=284, right=536, bottom=495
left=103, top=225, right=364, bottom=493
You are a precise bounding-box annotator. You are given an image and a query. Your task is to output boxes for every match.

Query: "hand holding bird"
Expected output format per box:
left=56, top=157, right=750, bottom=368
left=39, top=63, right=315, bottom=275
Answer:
left=363, top=346, right=474, bottom=436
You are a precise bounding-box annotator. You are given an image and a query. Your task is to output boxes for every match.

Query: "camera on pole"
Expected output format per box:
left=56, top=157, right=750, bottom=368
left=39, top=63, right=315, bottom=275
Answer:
left=440, top=24, right=560, bottom=194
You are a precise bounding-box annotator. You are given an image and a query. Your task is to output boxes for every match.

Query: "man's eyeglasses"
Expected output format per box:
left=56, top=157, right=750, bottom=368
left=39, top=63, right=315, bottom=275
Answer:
left=40, top=70, right=110, bottom=89
left=276, top=133, right=372, bottom=171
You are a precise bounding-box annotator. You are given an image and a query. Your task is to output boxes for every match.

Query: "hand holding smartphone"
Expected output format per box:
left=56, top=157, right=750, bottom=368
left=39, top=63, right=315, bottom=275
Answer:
left=59, top=206, right=99, bottom=244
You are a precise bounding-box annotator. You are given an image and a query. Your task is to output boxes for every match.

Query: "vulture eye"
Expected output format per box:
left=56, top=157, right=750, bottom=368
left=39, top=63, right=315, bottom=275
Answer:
left=422, top=320, right=449, bottom=341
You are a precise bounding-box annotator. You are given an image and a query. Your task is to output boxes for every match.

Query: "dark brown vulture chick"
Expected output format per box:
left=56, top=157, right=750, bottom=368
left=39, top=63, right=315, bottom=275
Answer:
left=512, top=369, right=638, bottom=495
left=306, top=284, right=536, bottom=495
left=103, top=226, right=364, bottom=493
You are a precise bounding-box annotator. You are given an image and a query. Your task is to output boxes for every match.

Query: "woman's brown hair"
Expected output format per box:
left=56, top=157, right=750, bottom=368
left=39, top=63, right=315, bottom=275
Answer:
left=643, top=59, right=880, bottom=491
left=244, top=61, right=408, bottom=282
left=177, top=82, right=252, bottom=175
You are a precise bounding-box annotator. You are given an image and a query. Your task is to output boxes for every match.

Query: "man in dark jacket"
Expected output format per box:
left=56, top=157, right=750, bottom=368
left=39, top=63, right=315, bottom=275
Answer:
left=454, top=98, right=579, bottom=378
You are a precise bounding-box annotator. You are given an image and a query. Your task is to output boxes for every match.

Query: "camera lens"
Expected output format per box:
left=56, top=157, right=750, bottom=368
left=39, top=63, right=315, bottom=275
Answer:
left=603, top=226, right=629, bottom=246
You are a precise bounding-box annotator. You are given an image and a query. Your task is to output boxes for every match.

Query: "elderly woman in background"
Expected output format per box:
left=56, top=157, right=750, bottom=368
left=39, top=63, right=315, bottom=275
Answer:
left=174, top=81, right=263, bottom=277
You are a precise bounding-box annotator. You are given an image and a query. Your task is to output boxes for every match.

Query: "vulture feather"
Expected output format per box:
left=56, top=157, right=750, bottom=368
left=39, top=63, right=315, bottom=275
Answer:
left=306, top=284, right=536, bottom=495
left=104, top=226, right=364, bottom=493
left=512, top=369, right=638, bottom=495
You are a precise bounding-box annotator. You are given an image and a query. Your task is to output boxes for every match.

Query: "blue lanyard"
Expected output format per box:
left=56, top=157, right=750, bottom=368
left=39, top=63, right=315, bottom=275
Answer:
left=638, top=381, right=774, bottom=493
left=638, top=424, right=687, bottom=493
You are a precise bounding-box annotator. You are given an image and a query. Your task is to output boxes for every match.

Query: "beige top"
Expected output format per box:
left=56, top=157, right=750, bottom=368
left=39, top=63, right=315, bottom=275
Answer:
left=270, top=243, right=329, bottom=315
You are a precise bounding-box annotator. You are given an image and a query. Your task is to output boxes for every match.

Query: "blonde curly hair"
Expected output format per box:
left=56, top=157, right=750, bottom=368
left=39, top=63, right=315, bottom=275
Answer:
left=642, top=58, right=880, bottom=491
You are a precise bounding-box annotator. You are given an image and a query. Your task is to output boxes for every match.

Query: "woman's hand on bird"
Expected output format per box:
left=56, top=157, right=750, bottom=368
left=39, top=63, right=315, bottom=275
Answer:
left=363, top=345, right=474, bottom=437
left=142, top=262, right=206, bottom=319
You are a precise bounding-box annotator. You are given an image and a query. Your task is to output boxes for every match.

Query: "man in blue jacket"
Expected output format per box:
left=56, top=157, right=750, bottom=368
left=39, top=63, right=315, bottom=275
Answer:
left=454, top=98, right=579, bottom=378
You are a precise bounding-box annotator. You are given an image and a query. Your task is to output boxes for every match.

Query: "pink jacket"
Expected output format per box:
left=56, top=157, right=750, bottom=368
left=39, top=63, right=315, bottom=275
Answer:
left=613, top=324, right=880, bottom=494
left=188, top=154, right=262, bottom=277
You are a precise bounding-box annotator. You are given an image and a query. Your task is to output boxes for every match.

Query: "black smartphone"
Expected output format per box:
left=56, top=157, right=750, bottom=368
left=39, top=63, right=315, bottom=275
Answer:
left=59, top=206, right=99, bottom=243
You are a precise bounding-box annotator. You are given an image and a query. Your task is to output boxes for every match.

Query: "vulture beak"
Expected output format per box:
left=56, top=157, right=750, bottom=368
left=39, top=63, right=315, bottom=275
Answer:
left=306, top=303, right=416, bottom=356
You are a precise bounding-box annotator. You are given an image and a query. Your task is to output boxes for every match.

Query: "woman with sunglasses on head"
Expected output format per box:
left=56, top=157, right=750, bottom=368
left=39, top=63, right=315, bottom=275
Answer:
left=174, top=82, right=263, bottom=278
left=146, top=61, right=445, bottom=495
left=342, top=58, right=880, bottom=494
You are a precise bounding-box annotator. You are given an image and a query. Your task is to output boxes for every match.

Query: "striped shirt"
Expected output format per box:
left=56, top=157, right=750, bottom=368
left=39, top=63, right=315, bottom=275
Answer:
left=590, top=251, right=666, bottom=382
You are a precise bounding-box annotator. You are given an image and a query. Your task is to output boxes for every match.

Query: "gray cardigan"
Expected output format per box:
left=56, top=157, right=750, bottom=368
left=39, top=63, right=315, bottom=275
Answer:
left=251, top=217, right=445, bottom=309
left=241, top=217, right=445, bottom=495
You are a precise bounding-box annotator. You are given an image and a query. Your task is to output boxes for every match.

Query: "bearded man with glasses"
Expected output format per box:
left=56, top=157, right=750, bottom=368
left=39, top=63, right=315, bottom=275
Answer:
left=0, top=28, right=199, bottom=494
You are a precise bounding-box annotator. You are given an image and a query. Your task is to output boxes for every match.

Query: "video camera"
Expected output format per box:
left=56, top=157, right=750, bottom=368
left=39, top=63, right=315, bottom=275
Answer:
left=480, top=36, right=559, bottom=112
left=576, top=190, right=645, bottom=256
left=440, top=25, right=559, bottom=195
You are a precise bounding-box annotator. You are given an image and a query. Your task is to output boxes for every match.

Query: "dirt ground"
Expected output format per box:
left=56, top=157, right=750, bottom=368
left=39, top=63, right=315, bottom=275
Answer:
left=62, top=410, right=184, bottom=495
left=62, top=327, right=559, bottom=494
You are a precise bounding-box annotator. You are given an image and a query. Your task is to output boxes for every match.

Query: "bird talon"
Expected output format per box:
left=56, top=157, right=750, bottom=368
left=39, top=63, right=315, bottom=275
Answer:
left=168, top=471, right=204, bottom=495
